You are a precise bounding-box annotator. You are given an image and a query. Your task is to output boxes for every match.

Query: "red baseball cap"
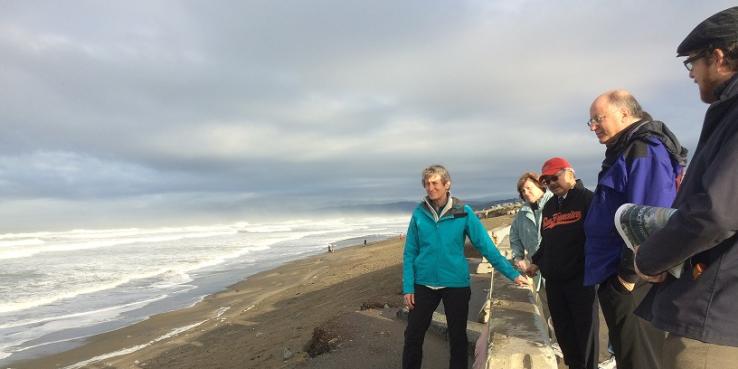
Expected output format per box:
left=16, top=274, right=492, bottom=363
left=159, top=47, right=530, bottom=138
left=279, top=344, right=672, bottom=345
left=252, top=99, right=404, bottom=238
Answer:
left=541, top=157, right=572, bottom=177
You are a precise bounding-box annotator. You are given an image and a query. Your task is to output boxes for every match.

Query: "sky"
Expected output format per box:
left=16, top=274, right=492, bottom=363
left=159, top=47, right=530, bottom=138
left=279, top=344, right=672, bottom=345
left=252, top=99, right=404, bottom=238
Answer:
left=0, top=1, right=734, bottom=232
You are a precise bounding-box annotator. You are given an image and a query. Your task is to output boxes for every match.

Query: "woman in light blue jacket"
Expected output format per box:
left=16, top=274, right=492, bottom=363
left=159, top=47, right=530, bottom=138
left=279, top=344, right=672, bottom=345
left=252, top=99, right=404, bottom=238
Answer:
left=510, top=172, right=552, bottom=289
left=402, top=165, right=528, bottom=369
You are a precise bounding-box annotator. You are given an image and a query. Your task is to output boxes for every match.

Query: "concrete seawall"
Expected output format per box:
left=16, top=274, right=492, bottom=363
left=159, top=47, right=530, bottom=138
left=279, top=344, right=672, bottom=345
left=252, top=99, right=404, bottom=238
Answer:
left=481, top=226, right=557, bottom=369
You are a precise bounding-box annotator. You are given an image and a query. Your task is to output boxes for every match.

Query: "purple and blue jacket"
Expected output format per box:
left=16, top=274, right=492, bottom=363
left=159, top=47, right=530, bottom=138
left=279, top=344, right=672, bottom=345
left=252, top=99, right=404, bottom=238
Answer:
left=583, top=119, right=688, bottom=286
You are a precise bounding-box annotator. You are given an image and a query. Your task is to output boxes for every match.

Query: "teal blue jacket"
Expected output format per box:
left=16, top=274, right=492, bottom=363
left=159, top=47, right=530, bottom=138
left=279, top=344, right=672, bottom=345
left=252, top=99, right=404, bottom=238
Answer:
left=402, top=196, right=520, bottom=294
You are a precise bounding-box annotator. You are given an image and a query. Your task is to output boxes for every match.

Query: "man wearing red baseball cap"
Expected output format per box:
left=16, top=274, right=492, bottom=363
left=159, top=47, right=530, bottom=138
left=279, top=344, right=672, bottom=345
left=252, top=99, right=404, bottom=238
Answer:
left=527, top=157, right=598, bottom=369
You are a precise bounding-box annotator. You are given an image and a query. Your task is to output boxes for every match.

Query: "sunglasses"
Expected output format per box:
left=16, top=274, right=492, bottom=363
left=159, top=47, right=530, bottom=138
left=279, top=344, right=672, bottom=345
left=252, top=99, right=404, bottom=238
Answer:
left=540, top=175, right=559, bottom=185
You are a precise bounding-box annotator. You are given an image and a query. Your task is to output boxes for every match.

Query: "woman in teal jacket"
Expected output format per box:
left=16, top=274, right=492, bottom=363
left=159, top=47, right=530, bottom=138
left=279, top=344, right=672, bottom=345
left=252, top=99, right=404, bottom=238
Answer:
left=402, top=165, right=527, bottom=369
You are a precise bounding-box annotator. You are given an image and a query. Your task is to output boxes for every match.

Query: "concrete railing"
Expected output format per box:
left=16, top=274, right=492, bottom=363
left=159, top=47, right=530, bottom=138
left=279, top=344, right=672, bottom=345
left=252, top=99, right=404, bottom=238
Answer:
left=479, top=226, right=557, bottom=369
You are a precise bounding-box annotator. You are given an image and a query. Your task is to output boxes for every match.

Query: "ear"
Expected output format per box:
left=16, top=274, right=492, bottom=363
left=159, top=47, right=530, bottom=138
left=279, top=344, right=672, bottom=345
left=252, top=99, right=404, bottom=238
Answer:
left=444, top=180, right=451, bottom=191
left=713, top=48, right=729, bottom=73
left=617, top=105, right=630, bottom=121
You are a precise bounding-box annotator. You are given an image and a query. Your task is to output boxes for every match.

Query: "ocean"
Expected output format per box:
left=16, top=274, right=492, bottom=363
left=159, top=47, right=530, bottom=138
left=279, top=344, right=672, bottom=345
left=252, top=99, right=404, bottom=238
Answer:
left=0, top=215, right=409, bottom=366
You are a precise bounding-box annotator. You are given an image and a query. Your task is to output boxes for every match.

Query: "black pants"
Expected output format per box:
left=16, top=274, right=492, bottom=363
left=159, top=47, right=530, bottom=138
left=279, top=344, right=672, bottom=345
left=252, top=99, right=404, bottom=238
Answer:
left=402, top=285, right=471, bottom=369
left=598, top=276, right=665, bottom=369
left=545, top=275, right=598, bottom=369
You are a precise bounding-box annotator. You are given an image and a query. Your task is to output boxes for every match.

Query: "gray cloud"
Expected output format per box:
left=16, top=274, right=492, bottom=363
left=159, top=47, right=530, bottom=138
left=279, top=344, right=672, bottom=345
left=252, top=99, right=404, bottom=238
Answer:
left=0, top=0, right=733, bottom=231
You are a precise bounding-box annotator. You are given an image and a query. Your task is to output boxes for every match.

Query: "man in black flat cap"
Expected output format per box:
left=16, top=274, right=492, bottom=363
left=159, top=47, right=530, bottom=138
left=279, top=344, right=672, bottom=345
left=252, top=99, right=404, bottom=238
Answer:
left=633, top=6, right=738, bottom=368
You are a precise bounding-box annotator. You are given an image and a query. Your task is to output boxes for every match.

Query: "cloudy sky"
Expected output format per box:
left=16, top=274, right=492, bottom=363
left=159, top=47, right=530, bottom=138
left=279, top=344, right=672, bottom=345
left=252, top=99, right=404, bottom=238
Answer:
left=0, top=1, right=733, bottom=231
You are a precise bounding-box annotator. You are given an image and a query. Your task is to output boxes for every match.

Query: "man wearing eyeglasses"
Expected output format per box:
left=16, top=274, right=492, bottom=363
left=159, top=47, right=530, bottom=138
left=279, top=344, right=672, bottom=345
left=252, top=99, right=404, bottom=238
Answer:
left=633, top=6, right=738, bottom=368
left=527, top=157, right=598, bottom=369
left=582, top=90, right=688, bottom=369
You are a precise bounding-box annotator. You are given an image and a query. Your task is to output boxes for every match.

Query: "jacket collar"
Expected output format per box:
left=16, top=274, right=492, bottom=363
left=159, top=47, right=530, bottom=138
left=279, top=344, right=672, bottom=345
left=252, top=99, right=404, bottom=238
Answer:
left=699, top=73, right=738, bottom=149
left=715, top=72, right=738, bottom=101
left=602, top=118, right=688, bottom=170
left=522, top=190, right=552, bottom=214
left=570, top=179, right=585, bottom=193
left=421, top=195, right=465, bottom=222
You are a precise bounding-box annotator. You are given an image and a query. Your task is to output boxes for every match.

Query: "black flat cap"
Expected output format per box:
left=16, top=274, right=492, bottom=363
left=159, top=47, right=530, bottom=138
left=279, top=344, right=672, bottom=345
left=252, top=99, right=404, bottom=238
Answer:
left=677, top=6, right=738, bottom=56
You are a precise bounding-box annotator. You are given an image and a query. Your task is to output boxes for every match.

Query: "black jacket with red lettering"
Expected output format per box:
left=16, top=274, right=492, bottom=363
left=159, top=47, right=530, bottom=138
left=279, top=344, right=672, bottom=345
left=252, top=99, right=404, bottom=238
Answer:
left=532, top=180, right=593, bottom=282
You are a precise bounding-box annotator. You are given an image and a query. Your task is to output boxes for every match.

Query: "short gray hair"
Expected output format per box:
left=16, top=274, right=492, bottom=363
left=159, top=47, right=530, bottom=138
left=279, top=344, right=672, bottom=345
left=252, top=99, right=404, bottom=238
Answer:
left=421, top=165, right=451, bottom=187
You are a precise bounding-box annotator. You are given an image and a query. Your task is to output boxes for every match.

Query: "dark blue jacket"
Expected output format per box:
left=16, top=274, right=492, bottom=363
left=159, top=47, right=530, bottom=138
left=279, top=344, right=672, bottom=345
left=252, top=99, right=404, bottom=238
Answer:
left=636, top=74, right=738, bottom=346
left=583, top=119, right=687, bottom=286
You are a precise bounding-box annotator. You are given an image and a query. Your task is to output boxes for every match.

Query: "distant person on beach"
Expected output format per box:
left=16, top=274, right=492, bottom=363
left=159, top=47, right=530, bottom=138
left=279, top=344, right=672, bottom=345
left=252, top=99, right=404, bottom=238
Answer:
left=402, top=164, right=528, bottom=369
left=633, top=7, right=738, bottom=368
left=583, top=90, right=687, bottom=369
left=526, top=157, right=598, bottom=369
left=510, top=172, right=552, bottom=277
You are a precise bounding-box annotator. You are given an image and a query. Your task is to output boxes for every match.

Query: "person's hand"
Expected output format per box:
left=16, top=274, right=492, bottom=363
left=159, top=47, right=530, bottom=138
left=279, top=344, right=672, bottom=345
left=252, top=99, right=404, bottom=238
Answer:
left=616, top=275, right=636, bottom=292
left=403, top=293, right=415, bottom=310
left=513, top=275, right=530, bottom=287
left=633, top=246, right=667, bottom=283
left=515, top=259, right=529, bottom=272
left=525, top=263, right=539, bottom=277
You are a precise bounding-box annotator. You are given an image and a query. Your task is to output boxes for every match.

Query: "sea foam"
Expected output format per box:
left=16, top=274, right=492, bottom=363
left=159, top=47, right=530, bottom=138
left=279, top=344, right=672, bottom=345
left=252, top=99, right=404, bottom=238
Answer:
left=0, top=215, right=409, bottom=366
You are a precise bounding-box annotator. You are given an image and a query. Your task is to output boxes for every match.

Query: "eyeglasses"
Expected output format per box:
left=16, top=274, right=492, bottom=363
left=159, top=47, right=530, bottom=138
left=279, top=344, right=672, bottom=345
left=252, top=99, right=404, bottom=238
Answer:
left=683, top=50, right=709, bottom=72
left=587, top=115, right=605, bottom=128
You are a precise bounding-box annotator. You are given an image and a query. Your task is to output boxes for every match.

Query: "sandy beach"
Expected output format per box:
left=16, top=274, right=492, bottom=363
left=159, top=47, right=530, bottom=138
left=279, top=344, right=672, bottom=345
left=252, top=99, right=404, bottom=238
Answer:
left=8, top=215, right=513, bottom=369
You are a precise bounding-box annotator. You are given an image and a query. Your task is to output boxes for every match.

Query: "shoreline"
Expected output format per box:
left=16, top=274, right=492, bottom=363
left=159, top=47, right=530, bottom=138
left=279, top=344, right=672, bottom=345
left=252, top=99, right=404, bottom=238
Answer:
left=9, top=215, right=512, bottom=369
left=0, top=230, right=400, bottom=367
left=7, top=235, right=409, bottom=369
